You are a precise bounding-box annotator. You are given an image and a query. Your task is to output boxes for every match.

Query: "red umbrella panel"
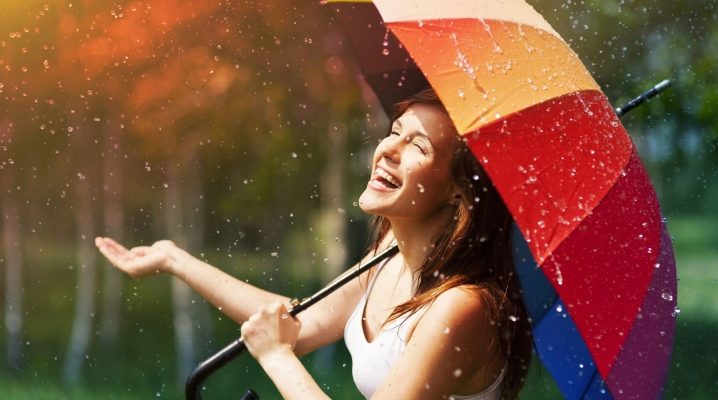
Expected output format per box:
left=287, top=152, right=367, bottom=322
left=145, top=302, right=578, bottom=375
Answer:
left=328, top=0, right=678, bottom=398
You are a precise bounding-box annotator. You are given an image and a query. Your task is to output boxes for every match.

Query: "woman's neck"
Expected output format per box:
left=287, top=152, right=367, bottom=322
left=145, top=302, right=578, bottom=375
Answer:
left=387, top=205, right=454, bottom=274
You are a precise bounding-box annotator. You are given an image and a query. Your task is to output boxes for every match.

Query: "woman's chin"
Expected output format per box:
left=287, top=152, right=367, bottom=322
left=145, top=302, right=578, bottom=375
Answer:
left=358, top=190, right=389, bottom=215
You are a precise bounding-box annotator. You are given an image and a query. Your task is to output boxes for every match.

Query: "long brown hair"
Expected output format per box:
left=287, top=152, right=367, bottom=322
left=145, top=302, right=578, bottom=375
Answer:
left=367, top=88, right=532, bottom=399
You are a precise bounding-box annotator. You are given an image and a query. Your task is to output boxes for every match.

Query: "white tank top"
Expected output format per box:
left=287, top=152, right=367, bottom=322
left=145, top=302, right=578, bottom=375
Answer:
left=344, top=262, right=505, bottom=399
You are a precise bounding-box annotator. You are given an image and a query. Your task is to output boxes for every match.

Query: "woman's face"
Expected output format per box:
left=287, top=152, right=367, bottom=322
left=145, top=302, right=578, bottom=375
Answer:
left=359, top=104, right=457, bottom=222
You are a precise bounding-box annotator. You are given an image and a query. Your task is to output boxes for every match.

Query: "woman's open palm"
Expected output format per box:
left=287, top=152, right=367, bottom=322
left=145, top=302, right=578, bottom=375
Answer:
left=95, top=237, right=175, bottom=278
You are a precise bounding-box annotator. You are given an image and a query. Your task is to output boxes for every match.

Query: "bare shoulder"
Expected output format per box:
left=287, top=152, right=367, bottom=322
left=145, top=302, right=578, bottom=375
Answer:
left=404, top=284, right=497, bottom=350
left=423, top=284, right=492, bottom=326
left=385, top=285, right=502, bottom=398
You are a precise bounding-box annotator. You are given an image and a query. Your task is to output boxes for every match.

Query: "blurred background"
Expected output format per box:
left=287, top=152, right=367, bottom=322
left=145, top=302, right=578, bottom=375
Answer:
left=0, top=0, right=715, bottom=398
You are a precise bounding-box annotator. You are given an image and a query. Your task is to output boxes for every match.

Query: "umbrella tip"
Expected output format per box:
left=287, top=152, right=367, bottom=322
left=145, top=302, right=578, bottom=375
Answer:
left=654, top=79, right=672, bottom=92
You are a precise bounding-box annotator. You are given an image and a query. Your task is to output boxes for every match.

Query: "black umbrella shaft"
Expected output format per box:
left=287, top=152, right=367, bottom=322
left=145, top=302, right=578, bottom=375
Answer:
left=184, top=243, right=399, bottom=400
left=615, top=79, right=671, bottom=118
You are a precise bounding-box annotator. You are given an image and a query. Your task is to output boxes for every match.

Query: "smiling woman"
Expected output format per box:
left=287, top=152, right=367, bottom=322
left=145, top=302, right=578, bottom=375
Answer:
left=96, top=88, right=533, bottom=400
left=359, top=101, right=456, bottom=222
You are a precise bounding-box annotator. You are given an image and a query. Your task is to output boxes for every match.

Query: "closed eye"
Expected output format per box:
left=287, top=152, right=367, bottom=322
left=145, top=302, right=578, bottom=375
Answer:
left=413, top=142, right=427, bottom=154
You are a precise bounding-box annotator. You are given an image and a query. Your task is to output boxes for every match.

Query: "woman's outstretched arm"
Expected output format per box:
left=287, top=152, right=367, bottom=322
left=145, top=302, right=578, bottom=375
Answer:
left=95, top=237, right=289, bottom=324
left=94, top=236, right=378, bottom=356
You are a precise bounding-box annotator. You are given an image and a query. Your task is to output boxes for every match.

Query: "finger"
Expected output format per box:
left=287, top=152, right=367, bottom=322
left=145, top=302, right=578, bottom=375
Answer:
left=96, top=238, right=130, bottom=261
left=102, top=238, right=131, bottom=255
left=96, top=242, right=123, bottom=265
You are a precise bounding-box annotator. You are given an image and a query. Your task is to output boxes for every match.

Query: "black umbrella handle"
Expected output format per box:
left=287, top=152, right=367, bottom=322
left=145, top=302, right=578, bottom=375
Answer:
left=615, top=79, right=671, bottom=118
left=184, top=243, right=399, bottom=400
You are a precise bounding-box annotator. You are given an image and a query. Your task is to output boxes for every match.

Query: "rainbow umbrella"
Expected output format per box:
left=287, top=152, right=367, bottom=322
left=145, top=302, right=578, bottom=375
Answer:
left=328, top=0, right=678, bottom=398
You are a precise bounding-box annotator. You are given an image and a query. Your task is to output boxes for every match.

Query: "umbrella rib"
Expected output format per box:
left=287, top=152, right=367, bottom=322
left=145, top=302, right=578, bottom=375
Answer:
left=578, top=368, right=601, bottom=399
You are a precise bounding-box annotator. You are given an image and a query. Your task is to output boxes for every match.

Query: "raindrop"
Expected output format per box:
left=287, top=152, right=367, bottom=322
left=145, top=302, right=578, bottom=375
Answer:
left=661, top=292, right=673, bottom=301
left=291, top=152, right=297, bottom=158
left=472, top=174, right=480, bottom=181
left=381, top=29, right=390, bottom=56
left=453, top=369, right=462, bottom=377
left=508, top=315, right=518, bottom=322
left=672, top=306, right=681, bottom=316
left=556, top=304, right=563, bottom=313
left=417, top=183, right=425, bottom=193
left=478, top=235, right=487, bottom=243
left=270, top=252, right=278, bottom=257
left=443, top=327, right=450, bottom=334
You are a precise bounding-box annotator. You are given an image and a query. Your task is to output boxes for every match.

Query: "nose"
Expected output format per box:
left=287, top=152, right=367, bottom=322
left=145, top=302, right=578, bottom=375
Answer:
left=380, top=135, right=402, bottom=164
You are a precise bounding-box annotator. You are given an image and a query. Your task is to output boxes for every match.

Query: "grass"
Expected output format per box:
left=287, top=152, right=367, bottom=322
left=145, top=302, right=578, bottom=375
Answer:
left=0, top=214, right=716, bottom=399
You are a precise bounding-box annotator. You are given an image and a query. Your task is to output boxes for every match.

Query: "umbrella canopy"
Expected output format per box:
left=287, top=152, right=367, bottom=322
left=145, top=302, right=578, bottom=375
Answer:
left=327, top=1, right=678, bottom=398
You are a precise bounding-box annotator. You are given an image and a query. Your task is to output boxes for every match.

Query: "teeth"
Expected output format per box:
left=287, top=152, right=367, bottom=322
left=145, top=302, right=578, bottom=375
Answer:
left=376, top=167, right=401, bottom=188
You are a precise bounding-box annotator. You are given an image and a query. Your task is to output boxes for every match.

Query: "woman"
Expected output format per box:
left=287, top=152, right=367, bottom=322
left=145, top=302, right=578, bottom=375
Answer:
left=95, top=89, right=532, bottom=399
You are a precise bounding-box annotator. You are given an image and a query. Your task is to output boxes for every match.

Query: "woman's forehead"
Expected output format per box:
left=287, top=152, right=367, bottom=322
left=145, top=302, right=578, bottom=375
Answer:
left=394, top=104, right=457, bottom=144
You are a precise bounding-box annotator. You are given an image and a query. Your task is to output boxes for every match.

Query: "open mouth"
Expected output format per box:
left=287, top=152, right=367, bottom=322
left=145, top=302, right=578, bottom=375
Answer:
left=373, top=167, right=401, bottom=189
